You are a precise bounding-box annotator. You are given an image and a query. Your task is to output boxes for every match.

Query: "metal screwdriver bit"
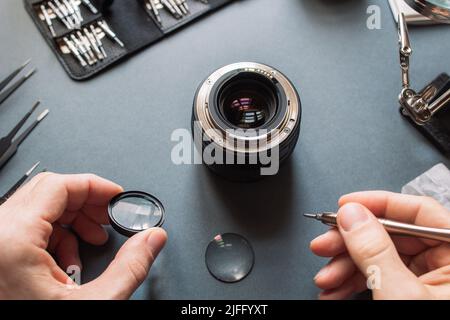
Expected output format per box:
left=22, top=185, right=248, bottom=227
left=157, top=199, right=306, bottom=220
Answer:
left=40, top=4, right=56, bottom=36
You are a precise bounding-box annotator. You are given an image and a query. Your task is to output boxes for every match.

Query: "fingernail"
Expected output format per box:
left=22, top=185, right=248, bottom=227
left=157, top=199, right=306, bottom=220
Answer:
left=312, top=229, right=335, bottom=243
left=312, top=233, right=326, bottom=244
left=338, top=203, right=369, bottom=232
left=147, top=228, right=167, bottom=255
left=310, top=233, right=327, bottom=250
left=314, top=265, right=329, bottom=281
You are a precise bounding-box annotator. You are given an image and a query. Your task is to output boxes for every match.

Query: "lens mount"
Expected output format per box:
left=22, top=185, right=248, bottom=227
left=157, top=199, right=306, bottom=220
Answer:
left=214, top=71, right=282, bottom=130
left=194, top=62, right=301, bottom=155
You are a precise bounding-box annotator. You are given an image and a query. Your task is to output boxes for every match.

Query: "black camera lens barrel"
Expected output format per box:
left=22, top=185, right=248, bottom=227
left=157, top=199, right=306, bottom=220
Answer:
left=192, top=62, right=302, bottom=181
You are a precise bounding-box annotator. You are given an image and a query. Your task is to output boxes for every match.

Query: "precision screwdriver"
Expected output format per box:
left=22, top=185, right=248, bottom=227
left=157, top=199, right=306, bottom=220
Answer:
left=98, top=21, right=124, bottom=48
left=304, top=212, right=450, bottom=243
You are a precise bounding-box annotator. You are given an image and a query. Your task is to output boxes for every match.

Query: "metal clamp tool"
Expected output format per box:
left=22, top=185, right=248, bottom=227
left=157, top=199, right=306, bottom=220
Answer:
left=397, top=13, right=450, bottom=125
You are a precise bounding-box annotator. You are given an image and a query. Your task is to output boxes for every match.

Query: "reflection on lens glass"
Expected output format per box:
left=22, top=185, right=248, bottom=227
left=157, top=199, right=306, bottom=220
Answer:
left=218, top=74, right=278, bottom=129
left=427, top=0, right=450, bottom=9
left=109, top=192, right=165, bottom=237
left=224, top=92, right=268, bottom=128
left=205, top=233, right=255, bottom=283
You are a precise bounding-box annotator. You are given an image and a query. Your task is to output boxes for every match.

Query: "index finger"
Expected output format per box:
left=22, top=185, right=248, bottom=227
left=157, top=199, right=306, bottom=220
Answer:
left=339, top=191, right=450, bottom=229
left=20, top=173, right=123, bottom=223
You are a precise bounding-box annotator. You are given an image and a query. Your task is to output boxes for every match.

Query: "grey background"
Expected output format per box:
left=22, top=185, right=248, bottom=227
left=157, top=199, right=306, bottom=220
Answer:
left=0, top=0, right=449, bottom=299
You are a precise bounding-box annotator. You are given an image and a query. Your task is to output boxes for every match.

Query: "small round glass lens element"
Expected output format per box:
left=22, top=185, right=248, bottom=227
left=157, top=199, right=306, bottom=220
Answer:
left=205, top=233, right=255, bottom=283
left=108, top=191, right=165, bottom=237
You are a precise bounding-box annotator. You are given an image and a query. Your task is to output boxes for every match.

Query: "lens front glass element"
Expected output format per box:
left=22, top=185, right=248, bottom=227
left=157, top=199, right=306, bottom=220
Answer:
left=109, top=192, right=164, bottom=236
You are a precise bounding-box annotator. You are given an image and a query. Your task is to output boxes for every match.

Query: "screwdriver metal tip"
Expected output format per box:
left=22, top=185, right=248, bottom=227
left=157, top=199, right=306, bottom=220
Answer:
left=25, top=68, right=37, bottom=79
left=37, top=109, right=49, bottom=121
left=26, top=162, right=41, bottom=176
left=303, top=213, right=317, bottom=219
left=30, top=100, right=41, bottom=113
left=22, top=59, right=32, bottom=68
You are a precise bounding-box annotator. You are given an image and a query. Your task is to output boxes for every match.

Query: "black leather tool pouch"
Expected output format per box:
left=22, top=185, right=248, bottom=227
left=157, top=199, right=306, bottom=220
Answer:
left=24, top=0, right=234, bottom=80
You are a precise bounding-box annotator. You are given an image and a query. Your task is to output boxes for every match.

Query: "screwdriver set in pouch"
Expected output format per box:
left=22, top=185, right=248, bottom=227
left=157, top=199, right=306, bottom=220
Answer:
left=24, top=0, right=234, bottom=80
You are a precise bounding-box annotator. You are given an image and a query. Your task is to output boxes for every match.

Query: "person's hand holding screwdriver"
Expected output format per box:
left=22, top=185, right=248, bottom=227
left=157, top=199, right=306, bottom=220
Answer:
left=0, top=173, right=167, bottom=299
left=310, top=191, right=450, bottom=300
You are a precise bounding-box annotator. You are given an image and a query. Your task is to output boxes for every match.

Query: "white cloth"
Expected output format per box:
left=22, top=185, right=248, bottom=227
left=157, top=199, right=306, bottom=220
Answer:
left=402, top=163, right=450, bottom=210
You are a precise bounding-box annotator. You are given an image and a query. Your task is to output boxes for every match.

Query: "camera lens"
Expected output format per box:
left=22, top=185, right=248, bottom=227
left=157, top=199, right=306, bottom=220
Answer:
left=192, top=62, right=301, bottom=181
left=218, top=73, right=278, bottom=129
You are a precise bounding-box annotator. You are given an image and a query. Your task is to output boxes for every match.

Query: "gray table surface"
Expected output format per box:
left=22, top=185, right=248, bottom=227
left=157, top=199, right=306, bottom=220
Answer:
left=1, top=0, right=449, bottom=300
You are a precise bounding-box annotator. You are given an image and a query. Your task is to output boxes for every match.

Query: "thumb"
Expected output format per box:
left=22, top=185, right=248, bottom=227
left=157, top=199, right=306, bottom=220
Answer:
left=77, top=228, right=167, bottom=300
left=337, top=203, right=422, bottom=299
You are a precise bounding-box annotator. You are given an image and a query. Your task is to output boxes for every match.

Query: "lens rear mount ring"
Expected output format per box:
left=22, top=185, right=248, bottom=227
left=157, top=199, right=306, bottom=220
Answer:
left=210, top=71, right=287, bottom=132
left=194, top=62, right=301, bottom=154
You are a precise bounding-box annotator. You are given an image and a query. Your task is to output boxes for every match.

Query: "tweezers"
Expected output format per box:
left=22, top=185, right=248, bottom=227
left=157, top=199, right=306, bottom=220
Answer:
left=0, top=162, right=40, bottom=205
left=0, top=59, right=35, bottom=106
left=0, top=101, right=49, bottom=170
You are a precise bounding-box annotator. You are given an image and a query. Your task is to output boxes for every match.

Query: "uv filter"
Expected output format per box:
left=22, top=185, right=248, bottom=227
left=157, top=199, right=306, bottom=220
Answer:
left=108, top=191, right=165, bottom=237
left=205, top=233, right=255, bottom=283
